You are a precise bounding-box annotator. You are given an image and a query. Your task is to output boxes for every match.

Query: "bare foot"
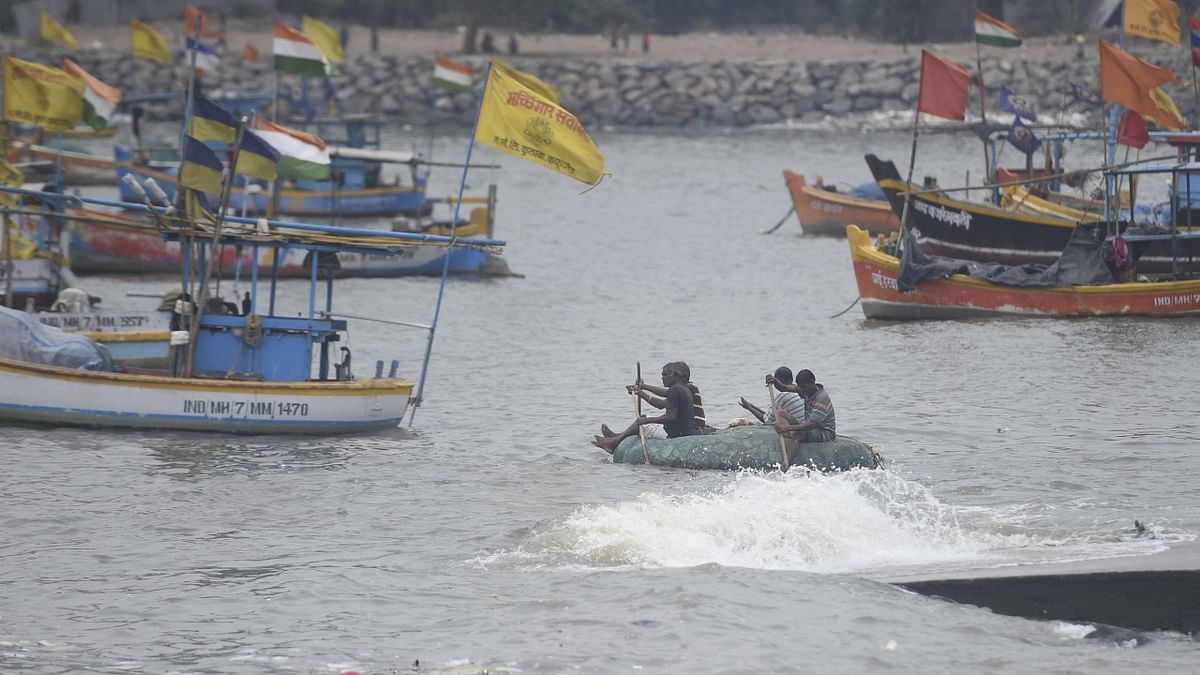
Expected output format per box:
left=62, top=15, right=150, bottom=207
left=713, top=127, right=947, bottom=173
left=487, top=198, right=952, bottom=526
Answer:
left=591, top=436, right=616, bottom=454
left=600, top=424, right=615, bottom=437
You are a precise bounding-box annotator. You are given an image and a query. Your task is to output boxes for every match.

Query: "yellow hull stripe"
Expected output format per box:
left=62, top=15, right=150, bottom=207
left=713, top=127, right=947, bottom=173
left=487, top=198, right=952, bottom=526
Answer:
left=847, top=224, right=1200, bottom=297
left=0, top=356, right=414, bottom=396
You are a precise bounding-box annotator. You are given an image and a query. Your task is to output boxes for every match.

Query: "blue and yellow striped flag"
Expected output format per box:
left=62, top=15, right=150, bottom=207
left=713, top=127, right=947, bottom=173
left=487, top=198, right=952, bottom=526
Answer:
left=234, top=130, right=281, bottom=181
left=190, top=96, right=236, bottom=143
left=179, top=136, right=224, bottom=195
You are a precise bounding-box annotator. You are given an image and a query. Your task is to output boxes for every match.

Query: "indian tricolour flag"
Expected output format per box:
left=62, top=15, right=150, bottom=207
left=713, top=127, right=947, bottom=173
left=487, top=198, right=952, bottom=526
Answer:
left=974, top=10, right=1021, bottom=48
left=255, top=118, right=331, bottom=181
left=274, top=23, right=328, bottom=76
left=434, top=56, right=474, bottom=92
left=60, top=58, right=121, bottom=131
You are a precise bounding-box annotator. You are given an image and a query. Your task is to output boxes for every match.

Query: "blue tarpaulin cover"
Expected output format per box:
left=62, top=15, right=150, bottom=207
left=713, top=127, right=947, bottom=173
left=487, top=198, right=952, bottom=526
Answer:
left=0, top=305, right=114, bottom=371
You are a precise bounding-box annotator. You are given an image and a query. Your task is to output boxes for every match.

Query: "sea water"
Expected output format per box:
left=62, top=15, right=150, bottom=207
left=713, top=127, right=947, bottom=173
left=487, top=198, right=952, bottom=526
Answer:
left=1, top=127, right=1198, bottom=673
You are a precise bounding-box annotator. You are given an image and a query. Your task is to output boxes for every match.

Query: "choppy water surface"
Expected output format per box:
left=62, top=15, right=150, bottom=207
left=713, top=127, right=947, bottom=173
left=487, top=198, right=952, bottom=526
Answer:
left=2, top=127, right=1199, bottom=673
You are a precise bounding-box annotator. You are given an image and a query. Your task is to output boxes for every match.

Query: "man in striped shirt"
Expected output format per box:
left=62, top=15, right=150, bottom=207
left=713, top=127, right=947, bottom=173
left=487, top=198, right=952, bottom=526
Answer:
left=739, top=366, right=807, bottom=425
left=769, top=369, right=836, bottom=447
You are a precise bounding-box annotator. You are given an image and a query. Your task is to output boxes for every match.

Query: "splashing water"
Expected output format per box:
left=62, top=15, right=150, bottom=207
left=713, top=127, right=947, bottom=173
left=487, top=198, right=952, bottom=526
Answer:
left=485, top=469, right=992, bottom=574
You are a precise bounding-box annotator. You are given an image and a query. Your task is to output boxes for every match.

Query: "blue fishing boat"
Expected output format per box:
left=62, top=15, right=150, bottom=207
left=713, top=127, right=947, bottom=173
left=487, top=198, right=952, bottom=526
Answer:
left=0, top=182, right=505, bottom=433
left=114, top=144, right=431, bottom=218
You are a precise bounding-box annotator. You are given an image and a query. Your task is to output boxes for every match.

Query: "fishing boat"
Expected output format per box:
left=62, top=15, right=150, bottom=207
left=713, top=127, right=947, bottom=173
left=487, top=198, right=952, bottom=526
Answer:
left=866, top=153, right=1077, bottom=266
left=114, top=144, right=432, bottom=218
left=0, top=184, right=505, bottom=433
left=783, top=170, right=899, bottom=237
left=62, top=195, right=507, bottom=277
left=1, top=192, right=74, bottom=310
left=611, top=424, right=881, bottom=472
left=846, top=224, right=1200, bottom=319
left=866, top=153, right=1198, bottom=274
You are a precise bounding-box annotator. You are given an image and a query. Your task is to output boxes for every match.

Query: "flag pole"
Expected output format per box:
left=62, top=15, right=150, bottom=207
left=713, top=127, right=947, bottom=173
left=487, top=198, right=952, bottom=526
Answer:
left=898, top=99, right=921, bottom=245
left=184, top=119, right=247, bottom=378
left=408, top=61, right=491, bottom=426
left=973, top=9, right=991, bottom=191
left=176, top=15, right=203, bottom=206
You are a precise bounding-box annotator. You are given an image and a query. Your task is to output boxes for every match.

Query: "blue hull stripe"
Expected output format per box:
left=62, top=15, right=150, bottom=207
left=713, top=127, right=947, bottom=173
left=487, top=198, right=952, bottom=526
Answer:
left=0, top=402, right=403, bottom=434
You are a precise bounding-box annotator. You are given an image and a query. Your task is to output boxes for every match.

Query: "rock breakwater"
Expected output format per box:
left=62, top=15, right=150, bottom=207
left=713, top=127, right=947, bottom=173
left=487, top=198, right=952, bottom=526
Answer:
left=20, top=46, right=1192, bottom=128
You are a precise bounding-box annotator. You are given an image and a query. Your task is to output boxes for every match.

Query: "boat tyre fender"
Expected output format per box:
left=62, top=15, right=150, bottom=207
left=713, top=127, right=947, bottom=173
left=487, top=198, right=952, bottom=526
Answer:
left=242, top=313, right=263, bottom=347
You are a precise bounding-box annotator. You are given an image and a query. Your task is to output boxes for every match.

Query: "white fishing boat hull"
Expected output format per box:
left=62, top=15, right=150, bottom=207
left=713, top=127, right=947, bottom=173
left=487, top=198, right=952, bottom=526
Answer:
left=0, top=357, right=413, bottom=434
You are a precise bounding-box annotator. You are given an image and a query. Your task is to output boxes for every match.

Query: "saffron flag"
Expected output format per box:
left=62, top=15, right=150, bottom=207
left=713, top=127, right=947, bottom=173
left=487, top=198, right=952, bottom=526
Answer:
left=1007, top=117, right=1040, bottom=155
left=474, top=59, right=604, bottom=185
left=39, top=12, right=78, bottom=50
left=916, top=50, right=970, bottom=121
left=254, top=118, right=330, bottom=181
left=61, top=59, right=121, bottom=131
left=190, top=96, right=237, bottom=143
left=184, top=4, right=221, bottom=39
left=974, top=11, right=1021, bottom=48
left=179, top=135, right=225, bottom=195
left=1098, top=40, right=1179, bottom=129
left=187, top=37, right=220, bottom=74
left=999, top=85, right=1036, bottom=121
left=1, top=56, right=84, bottom=132
left=1117, top=110, right=1149, bottom=148
left=302, top=16, right=344, bottom=64
left=234, top=130, right=281, bottom=182
left=130, top=19, right=170, bottom=65
left=1148, top=87, right=1187, bottom=129
left=1190, top=15, right=1200, bottom=67
left=434, top=56, right=474, bottom=93
left=274, top=24, right=329, bottom=76
left=1124, top=0, right=1180, bottom=46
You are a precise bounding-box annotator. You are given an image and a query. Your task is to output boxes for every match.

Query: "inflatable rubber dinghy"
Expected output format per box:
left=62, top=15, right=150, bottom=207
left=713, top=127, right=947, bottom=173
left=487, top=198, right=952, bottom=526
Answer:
left=611, top=424, right=880, bottom=471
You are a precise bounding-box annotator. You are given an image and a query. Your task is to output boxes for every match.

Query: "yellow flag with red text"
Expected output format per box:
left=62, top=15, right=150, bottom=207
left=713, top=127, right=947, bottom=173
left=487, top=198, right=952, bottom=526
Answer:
left=2, top=56, right=85, bottom=132
left=473, top=60, right=604, bottom=185
left=1124, top=0, right=1181, bottom=46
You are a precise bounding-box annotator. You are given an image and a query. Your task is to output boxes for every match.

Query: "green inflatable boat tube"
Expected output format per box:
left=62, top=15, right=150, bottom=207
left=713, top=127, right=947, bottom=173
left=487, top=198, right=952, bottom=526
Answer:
left=611, top=425, right=881, bottom=472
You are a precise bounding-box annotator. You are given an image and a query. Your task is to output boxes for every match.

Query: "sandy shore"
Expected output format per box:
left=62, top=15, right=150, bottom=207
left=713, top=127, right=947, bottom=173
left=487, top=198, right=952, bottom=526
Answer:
left=2, top=20, right=1102, bottom=64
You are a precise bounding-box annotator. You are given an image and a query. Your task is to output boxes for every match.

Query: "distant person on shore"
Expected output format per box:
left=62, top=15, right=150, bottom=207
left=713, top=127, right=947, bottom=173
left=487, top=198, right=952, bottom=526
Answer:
left=370, top=25, right=378, bottom=53
left=480, top=31, right=496, bottom=54
left=507, top=32, right=519, bottom=55
left=610, top=28, right=619, bottom=50
left=642, top=33, right=651, bottom=53
left=769, top=369, right=837, bottom=447
left=592, top=361, right=698, bottom=453
left=738, top=366, right=806, bottom=424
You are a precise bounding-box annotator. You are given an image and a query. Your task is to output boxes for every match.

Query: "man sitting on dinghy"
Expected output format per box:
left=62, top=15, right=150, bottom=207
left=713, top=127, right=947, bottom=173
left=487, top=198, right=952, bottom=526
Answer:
left=593, top=361, right=697, bottom=453
left=738, top=366, right=806, bottom=424
left=768, top=369, right=836, bottom=447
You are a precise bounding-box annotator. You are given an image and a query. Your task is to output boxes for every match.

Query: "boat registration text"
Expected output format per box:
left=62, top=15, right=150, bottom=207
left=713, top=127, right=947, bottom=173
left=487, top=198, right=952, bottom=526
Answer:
left=182, top=399, right=310, bottom=418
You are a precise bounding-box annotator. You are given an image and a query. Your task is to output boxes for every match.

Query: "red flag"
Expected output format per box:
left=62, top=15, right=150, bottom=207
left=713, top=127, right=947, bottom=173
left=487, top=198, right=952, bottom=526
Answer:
left=916, top=50, right=971, bottom=121
left=1117, top=111, right=1149, bottom=149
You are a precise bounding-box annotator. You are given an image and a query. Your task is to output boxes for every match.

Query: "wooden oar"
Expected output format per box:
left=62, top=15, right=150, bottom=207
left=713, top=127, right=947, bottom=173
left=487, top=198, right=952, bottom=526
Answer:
left=768, top=381, right=790, bottom=472
left=635, top=362, right=649, bottom=464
